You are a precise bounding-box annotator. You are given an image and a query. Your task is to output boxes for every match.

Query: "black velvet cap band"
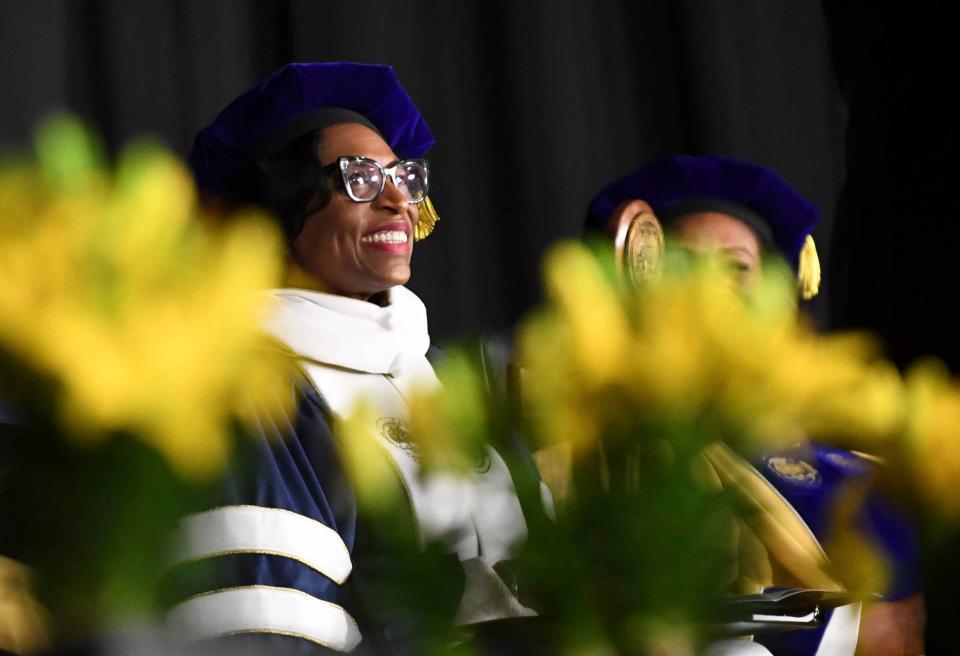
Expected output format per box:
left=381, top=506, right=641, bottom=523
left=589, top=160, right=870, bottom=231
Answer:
left=658, top=197, right=775, bottom=250
left=252, top=107, right=383, bottom=160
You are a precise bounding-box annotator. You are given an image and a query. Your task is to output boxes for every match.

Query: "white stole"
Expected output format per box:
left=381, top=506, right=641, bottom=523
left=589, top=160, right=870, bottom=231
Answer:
left=263, top=286, right=528, bottom=567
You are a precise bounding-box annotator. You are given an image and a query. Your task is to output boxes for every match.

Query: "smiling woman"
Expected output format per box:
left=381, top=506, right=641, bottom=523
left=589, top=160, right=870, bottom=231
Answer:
left=173, top=62, right=539, bottom=655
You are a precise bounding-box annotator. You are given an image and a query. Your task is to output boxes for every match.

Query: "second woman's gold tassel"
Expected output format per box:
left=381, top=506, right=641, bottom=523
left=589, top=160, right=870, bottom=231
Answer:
left=798, top=235, right=821, bottom=300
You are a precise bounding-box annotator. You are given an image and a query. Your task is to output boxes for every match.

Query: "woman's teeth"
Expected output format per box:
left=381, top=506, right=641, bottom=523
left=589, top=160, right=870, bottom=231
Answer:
left=361, top=231, right=408, bottom=244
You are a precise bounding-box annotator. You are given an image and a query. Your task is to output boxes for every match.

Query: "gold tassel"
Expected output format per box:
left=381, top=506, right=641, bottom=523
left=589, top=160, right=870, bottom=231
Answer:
left=798, top=235, right=821, bottom=300
left=414, top=195, right=440, bottom=241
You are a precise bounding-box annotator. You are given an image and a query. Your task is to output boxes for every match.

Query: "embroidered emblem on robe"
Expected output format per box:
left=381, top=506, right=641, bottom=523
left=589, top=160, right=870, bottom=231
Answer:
left=377, top=417, right=420, bottom=459
left=766, top=456, right=822, bottom=487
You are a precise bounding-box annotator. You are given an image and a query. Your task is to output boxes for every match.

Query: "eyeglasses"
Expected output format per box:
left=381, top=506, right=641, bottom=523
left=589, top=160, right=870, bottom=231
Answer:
left=322, top=156, right=429, bottom=204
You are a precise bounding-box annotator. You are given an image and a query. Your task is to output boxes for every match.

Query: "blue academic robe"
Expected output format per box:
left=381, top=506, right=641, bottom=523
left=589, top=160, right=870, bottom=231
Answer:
left=752, top=443, right=920, bottom=655
left=165, top=371, right=549, bottom=655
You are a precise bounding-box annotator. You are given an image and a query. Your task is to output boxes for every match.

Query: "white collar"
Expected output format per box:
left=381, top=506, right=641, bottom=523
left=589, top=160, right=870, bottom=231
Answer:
left=263, top=286, right=431, bottom=376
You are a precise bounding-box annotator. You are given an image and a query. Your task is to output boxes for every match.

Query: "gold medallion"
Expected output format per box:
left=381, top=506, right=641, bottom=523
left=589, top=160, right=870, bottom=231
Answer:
left=624, top=212, right=665, bottom=286
left=607, top=200, right=665, bottom=287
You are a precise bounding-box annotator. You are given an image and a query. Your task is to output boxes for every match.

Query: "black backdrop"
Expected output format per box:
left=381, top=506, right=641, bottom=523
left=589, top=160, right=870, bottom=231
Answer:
left=1, top=0, right=847, bottom=340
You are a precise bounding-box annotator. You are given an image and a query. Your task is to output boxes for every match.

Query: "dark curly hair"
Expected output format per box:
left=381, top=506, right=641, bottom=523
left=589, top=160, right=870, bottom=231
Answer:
left=226, top=129, right=335, bottom=242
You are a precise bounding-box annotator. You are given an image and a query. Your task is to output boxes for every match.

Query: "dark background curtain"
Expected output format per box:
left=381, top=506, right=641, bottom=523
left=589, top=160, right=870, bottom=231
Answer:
left=822, top=3, right=959, bottom=651
left=0, top=0, right=846, bottom=341
left=825, top=2, right=959, bottom=371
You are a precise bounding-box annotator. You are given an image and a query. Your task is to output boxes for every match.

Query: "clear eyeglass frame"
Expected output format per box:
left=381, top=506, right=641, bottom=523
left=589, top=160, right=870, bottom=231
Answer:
left=330, top=155, right=430, bottom=204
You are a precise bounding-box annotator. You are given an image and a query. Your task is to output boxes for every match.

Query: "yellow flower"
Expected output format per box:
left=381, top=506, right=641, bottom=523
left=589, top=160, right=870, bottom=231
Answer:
left=0, top=556, right=50, bottom=655
left=407, top=350, right=491, bottom=472
left=903, top=360, right=960, bottom=517
left=516, top=241, right=917, bottom=459
left=336, top=401, right=406, bottom=510
left=626, top=268, right=727, bottom=415
left=541, top=243, right=631, bottom=390
left=0, top=115, right=293, bottom=480
left=519, top=309, right=603, bottom=449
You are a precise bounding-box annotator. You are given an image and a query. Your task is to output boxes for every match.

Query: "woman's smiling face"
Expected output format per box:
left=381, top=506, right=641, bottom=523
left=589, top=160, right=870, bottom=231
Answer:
left=291, top=123, right=419, bottom=301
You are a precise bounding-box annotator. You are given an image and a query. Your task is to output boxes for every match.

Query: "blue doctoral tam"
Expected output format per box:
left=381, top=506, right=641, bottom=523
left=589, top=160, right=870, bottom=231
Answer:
left=586, top=155, right=820, bottom=268
left=189, top=62, right=435, bottom=195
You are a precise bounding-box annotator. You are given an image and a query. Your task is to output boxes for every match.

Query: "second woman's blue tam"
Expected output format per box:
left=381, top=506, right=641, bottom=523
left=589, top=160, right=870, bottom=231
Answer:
left=189, top=62, right=435, bottom=195
left=586, top=155, right=820, bottom=267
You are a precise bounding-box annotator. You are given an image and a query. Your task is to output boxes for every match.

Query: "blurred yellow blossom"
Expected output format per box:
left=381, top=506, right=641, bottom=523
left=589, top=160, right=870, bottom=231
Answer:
left=543, top=243, right=631, bottom=389
left=335, top=400, right=407, bottom=510
left=0, top=115, right=292, bottom=479
left=383, top=239, right=960, bottom=650
left=903, top=360, right=960, bottom=517
left=407, top=350, right=492, bottom=473
left=0, top=556, right=50, bottom=654
left=518, top=242, right=912, bottom=458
